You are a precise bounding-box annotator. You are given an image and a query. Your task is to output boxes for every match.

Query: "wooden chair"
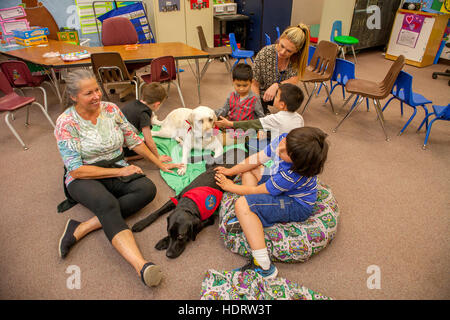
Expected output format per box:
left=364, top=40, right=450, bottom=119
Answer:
left=332, top=55, right=405, bottom=141
left=196, top=25, right=232, bottom=79
left=300, top=40, right=339, bottom=115
left=90, top=52, right=139, bottom=102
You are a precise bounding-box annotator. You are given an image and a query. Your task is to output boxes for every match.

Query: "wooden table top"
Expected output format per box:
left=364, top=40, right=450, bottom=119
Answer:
left=0, top=40, right=209, bottom=68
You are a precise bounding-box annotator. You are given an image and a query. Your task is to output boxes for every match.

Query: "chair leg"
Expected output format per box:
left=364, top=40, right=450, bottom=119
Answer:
left=373, top=99, right=390, bottom=141
left=337, top=93, right=355, bottom=114
left=33, top=101, right=55, bottom=128
left=332, top=94, right=362, bottom=133
left=200, top=58, right=213, bottom=80
left=302, top=82, right=310, bottom=97
left=224, top=56, right=232, bottom=73
left=416, top=112, right=434, bottom=133
left=322, top=82, right=336, bottom=114
left=37, top=86, right=48, bottom=112
left=324, top=82, right=339, bottom=104
left=301, top=83, right=318, bottom=115
left=172, top=80, right=186, bottom=108
left=351, top=45, right=357, bottom=64
left=422, top=117, right=439, bottom=149
left=398, top=106, right=417, bottom=135
left=5, top=112, right=28, bottom=150
left=382, top=96, right=396, bottom=112
left=341, top=47, right=346, bottom=60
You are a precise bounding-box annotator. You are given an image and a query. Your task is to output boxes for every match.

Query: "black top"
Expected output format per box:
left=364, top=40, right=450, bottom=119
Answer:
left=121, top=100, right=153, bottom=132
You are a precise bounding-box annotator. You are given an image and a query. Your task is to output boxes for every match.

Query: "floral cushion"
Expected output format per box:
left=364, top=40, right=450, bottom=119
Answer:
left=200, top=269, right=331, bottom=300
left=218, top=181, right=339, bottom=262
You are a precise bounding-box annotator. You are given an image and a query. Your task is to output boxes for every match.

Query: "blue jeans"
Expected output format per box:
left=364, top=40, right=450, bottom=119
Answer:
left=243, top=175, right=312, bottom=227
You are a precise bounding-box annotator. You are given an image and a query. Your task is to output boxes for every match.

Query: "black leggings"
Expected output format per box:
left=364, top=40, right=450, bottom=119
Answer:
left=67, top=176, right=156, bottom=241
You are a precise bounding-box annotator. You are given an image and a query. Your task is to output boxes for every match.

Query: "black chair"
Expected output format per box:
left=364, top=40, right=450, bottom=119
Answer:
left=431, top=42, right=450, bottom=86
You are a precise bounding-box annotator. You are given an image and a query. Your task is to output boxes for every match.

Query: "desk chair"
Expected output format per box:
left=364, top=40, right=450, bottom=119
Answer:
left=382, top=70, right=432, bottom=136
left=0, top=71, right=55, bottom=150
left=196, top=26, right=232, bottom=80
left=0, top=60, right=53, bottom=112
left=431, top=43, right=450, bottom=86
left=229, top=33, right=254, bottom=67
left=90, top=52, right=139, bottom=102
left=332, top=55, right=405, bottom=141
left=330, top=20, right=359, bottom=63
left=417, top=104, right=450, bottom=149
left=139, top=56, right=186, bottom=108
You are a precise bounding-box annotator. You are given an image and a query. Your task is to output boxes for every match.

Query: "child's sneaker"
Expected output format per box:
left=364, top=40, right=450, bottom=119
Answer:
left=235, top=258, right=278, bottom=280
left=225, top=217, right=242, bottom=234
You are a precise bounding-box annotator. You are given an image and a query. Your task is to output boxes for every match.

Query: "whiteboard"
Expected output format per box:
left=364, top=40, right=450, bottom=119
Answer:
left=386, top=13, right=435, bottom=63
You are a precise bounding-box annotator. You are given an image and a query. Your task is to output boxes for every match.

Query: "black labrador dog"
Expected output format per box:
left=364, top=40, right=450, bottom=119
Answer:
left=132, top=148, right=246, bottom=258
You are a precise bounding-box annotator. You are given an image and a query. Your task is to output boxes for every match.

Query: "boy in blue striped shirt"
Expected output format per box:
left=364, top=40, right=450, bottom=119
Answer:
left=215, top=127, right=329, bottom=279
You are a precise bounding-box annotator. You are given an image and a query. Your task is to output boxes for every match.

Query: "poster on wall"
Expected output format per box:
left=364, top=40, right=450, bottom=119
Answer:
left=158, top=0, right=180, bottom=12
left=75, top=0, right=114, bottom=34
left=190, top=0, right=209, bottom=10
left=97, top=2, right=155, bottom=43
left=396, top=13, right=425, bottom=48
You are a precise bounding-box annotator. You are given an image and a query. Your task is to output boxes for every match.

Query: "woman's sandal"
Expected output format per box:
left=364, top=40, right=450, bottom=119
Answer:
left=140, top=262, right=162, bottom=287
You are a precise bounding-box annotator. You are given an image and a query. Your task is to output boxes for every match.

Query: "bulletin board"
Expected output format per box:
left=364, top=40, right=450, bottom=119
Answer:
left=386, top=9, right=450, bottom=67
left=75, top=0, right=114, bottom=34
left=96, top=1, right=155, bottom=43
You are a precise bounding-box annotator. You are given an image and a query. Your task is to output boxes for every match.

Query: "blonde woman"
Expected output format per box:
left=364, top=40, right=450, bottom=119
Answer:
left=252, top=23, right=310, bottom=114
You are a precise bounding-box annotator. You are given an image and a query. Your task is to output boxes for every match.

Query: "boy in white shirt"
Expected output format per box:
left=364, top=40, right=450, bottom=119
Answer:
left=215, top=83, right=304, bottom=152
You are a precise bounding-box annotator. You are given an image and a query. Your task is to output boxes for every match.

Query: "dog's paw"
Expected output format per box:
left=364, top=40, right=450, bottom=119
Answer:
left=177, top=165, right=187, bottom=176
left=155, top=236, right=170, bottom=250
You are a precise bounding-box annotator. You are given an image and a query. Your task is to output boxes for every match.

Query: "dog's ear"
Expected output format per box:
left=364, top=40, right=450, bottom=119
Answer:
left=187, top=111, right=194, bottom=127
left=189, top=223, right=197, bottom=241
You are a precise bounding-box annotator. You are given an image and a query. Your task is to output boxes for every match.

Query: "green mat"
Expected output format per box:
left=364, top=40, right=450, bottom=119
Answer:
left=139, top=126, right=246, bottom=195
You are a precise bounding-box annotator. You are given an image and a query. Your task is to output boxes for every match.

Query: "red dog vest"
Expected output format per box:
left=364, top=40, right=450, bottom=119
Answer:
left=170, top=187, right=223, bottom=221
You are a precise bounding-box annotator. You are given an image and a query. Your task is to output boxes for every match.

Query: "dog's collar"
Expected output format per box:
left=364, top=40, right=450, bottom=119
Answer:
left=185, top=120, right=192, bottom=133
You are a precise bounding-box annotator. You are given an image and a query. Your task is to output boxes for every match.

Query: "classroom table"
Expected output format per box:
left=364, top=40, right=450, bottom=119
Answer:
left=0, top=40, right=210, bottom=104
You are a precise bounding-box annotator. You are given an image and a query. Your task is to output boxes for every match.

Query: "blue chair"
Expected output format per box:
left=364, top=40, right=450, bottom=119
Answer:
left=381, top=70, right=432, bottom=135
left=330, top=20, right=359, bottom=63
left=276, top=26, right=281, bottom=40
left=417, top=104, right=450, bottom=149
left=265, top=33, right=271, bottom=46
left=326, top=58, right=369, bottom=112
left=229, top=33, right=254, bottom=67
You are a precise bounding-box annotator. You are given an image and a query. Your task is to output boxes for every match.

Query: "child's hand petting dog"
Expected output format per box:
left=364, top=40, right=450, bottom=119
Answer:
left=214, top=172, right=235, bottom=192
left=214, top=166, right=233, bottom=176
left=215, top=116, right=233, bottom=129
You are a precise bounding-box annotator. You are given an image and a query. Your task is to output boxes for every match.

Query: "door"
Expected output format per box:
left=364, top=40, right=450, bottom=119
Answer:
left=184, top=0, right=213, bottom=49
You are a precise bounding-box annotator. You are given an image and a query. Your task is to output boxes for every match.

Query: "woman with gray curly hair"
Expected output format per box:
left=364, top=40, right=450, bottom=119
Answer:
left=54, top=69, right=181, bottom=288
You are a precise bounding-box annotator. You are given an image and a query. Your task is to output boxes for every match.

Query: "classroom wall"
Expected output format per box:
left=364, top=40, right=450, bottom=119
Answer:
left=318, top=0, right=356, bottom=43
left=290, top=0, right=324, bottom=26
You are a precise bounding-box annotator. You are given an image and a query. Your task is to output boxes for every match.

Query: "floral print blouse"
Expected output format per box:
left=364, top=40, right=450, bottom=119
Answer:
left=54, top=101, right=142, bottom=186
left=252, top=44, right=298, bottom=96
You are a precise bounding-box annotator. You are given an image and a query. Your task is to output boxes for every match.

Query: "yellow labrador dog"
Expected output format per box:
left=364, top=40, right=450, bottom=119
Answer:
left=151, top=106, right=223, bottom=175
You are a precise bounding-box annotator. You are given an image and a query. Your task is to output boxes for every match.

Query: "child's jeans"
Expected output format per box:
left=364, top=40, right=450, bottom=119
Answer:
left=243, top=175, right=312, bottom=227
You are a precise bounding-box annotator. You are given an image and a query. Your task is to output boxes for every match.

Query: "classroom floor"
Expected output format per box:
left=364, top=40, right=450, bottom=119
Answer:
left=0, top=49, right=449, bottom=300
